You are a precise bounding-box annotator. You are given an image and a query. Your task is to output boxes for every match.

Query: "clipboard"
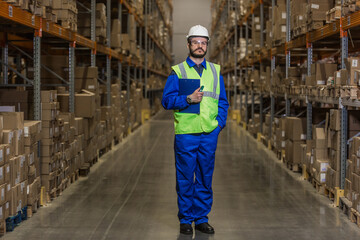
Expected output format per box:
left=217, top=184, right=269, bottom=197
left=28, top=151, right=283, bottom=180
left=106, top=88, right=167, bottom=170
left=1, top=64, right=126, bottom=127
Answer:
left=179, top=78, right=200, bottom=114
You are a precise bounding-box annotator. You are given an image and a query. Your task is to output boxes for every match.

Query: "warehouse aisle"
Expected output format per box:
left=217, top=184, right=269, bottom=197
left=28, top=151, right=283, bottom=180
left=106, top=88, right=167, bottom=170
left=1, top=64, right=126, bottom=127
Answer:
left=5, top=110, right=360, bottom=240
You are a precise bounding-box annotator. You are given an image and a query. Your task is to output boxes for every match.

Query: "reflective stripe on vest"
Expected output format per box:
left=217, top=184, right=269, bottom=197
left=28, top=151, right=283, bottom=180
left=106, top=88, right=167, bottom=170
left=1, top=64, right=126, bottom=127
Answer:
left=178, top=62, right=187, bottom=79
left=203, top=62, right=219, bottom=100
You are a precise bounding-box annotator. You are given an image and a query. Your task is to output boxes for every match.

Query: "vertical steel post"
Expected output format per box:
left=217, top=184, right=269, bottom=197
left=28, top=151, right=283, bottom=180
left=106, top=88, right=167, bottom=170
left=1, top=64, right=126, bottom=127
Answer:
left=107, top=56, right=111, bottom=106
left=91, top=0, right=96, bottom=66
left=2, top=36, right=8, bottom=84
left=69, top=43, right=75, bottom=113
left=269, top=95, right=274, bottom=139
left=144, top=0, right=148, bottom=98
left=285, top=97, right=290, bottom=116
left=234, top=4, right=238, bottom=110
left=285, top=0, right=290, bottom=79
left=245, top=91, right=249, bottom=124
left=340, top=0, right=348, bottom=189
left=118, top=61, right=122, bottom=91
left=33, top=36, right=41, bottom=120
left=251, top=90, right=255, bottom=121
left=260, top=94, right=263, bottom=133
left=227, top=73, right=230, bottom=104
left=139, top=25, right=143, bottom=85
left=307, top=40, right=313, bottom=140
left=127, top=64, right=131, bottom=128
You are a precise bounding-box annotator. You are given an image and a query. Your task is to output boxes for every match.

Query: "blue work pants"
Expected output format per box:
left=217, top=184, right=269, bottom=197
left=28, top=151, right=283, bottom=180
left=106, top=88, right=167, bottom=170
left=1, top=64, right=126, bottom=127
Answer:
left=174, top=126, right=221, bottom=225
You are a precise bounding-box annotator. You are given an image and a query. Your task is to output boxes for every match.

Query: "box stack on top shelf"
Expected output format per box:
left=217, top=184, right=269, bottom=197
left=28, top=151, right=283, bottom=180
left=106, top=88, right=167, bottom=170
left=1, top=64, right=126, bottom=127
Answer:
left=78, top=3, right=107, bottom=44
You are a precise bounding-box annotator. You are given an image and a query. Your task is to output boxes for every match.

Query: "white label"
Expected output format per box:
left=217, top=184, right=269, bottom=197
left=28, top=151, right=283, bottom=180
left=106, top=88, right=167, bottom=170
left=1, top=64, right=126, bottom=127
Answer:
left=281, top=141, right=286, bottom=148
left=281, top=26, right=286, bottom=33
left=320, top=173, right=326, bottom=183
left=311, top=156, right=314, bottom=164
left=18, top=129, right=22, bottom=140
left=20, top=156, right=25, bottom=167
left=30, top=153, right=34, bottom=165
left=320, top=162, right=329, bottom=172
left=317, top=80, right=325, bottom=85
left=6, top=148, right=9, bottom=155
left=256, top=24, right=260, bottom=30
left=6, top=166, right=9, bottom=174
left=1, top=189, right=4, bottom=201
left=8, top=6, right=13, bottom=17
left=24, top=127, right=29, bottom=137
left=5, top=202, right=8, bottom=209
left=8, top=132, right=13, bottom=144
left=255, top=17, right=260, bottom=23
left=299, top=16, right=303, bottom=20
left=337, top=72, right=341, bottom=78
left=0, top=150, right=3, bottom=163
left=27, top=185, right=29, bottom=195
left=50, top=128, right=53, bottom=137
left=282, top=131, right=285, bottom=137
left=282, top=12, right=286, bottom=19
left=0, top=168, right=3, bottom=180
left=88, top=85, right=95, bottom=89
left=352, top=59, right=358, bottom=67
left=301, top=134, right=307, bottom=140
left=311, top=4, right=320, bottom=9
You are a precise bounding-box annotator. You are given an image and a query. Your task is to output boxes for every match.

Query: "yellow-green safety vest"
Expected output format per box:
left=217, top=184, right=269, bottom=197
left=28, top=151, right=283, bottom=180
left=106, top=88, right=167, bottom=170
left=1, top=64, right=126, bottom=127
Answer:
left=172, top=61, right=221, bottom=134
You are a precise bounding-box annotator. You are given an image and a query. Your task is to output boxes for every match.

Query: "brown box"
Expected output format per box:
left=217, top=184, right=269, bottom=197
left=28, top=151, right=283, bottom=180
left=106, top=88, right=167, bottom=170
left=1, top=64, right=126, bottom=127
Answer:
left=0, top=184, right=6, bottom=206
left=345, top=57, right=360, bottom=86
left=329, top=149, right=341, bottom=171
left=3, top=130, right=15, bottom=158
left=313, top=148, right=328, bottom=161
left=4, top=163, right=9, bottom=184
left=19, top=155, right=27, bottom=182
left=42, top=127, right=54, bottom=139
left=311, top=63, right=337, bottom=85
left=41, top=90, right=57, bottom=103
left=329, top=109, right=340, bottom=131
left=74, top=67, right=98, bottom=79
left=0, top=112, right=24, bottom=130
left=313, top=127, right=326, bottom=149
left=14, top=129, right=25, bottom=156
left=285, top=140, right=305, bottom=164
left=285, top=117, right=307, bottom=141
left=10, top=184, right=20, bottom=216
left=349, top=110, right=360, bottom=131
left=9, top=156, right=20, bottom=186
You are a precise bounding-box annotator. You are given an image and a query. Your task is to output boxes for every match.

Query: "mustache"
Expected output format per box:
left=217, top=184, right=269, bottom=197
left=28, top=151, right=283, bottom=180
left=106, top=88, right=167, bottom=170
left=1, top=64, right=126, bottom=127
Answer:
left=195, top=48, right=204, bottom=51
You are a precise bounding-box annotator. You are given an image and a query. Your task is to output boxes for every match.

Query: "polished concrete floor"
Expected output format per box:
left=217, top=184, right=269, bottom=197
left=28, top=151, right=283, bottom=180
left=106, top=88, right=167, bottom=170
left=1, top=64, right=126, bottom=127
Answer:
left=5, top=110, right=360, bottom=240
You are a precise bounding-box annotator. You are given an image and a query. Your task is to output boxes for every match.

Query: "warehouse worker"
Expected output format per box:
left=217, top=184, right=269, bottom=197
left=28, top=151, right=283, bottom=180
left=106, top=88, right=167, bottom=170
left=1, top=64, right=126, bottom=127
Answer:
left=161, top=25, right=229, bottom=235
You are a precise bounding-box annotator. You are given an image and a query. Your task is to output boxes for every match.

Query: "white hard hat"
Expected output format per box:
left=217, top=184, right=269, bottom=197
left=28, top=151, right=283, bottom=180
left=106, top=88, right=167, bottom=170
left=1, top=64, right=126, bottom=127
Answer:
left=186, top=25, right=210, bottom=41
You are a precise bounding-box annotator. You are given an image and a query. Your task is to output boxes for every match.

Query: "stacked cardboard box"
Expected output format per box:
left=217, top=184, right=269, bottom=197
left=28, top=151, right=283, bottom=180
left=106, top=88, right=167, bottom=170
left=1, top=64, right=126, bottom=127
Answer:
left=111, top=84, right=125, bottom=141
left=306, top=0, right=334, bottom=31
left=273, top=118, right=286, bottom=152
left=307, top=63, right=337, bottom=86
left=40, top=90, right=59, bottom=196
left=24, top=121, right=41, bottom=213
left=272, top=0, right=286, bottom=45
left=291, top=0, right=307, bottom=37
left=311, top=126, right=329, bottom=184
left=248, top=114, right=260, bottom=136
left=344, top=57, right=360, bottom=86
left=0, top=112, right=27, bottom=218
left=78, top=3, right=107, bottom=43
left=285, top=117, right=307, bottom=167
left=52, top=0, right=78, bottom=31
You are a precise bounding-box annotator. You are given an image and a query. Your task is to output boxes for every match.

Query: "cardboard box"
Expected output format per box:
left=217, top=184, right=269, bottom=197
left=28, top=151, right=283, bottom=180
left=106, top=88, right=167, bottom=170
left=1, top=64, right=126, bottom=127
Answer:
left=311, top=63, right=337, bottom=85
left=3, top=130, right=15, bottom=158
left=9, top=156, right=20, bottom=186
left=0, top=112, right=24, bottom=130
left=285, top=140, right=305, bottom=164
left=0, top=184, right=5, bottom=206
left=41, top=90, right=57, bottom=103
left=345, top=57, right=360, bottom=86
left=285, top=117, right=307, bottom=141
left=313, top=148, right=328, bottom=160
left=10, top=184, right=21, bottom=216
left=313, top=127, right=326, bottom=148
left=349, top=110, right=360, bottom=131
left=329, top=109, right=340, bottom=131
left=14, top=129, right=25, bottom=156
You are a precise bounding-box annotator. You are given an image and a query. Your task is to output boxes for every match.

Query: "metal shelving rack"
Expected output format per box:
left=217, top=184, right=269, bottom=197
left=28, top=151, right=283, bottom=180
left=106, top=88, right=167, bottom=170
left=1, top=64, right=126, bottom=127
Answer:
left=0, top=0, right=172, bottom=122
left=210, top=0, right=360, bottom=191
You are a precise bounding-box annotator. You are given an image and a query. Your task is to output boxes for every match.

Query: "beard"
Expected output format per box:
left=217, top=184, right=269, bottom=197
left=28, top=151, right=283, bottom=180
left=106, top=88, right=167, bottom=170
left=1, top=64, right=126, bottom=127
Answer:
left=189, top=47, right=207, bottom=58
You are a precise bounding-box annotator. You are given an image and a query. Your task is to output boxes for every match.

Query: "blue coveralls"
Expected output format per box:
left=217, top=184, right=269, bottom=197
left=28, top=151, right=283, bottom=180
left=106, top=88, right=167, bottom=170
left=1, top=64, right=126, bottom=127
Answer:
left=161, top=57, right=229, bottom=225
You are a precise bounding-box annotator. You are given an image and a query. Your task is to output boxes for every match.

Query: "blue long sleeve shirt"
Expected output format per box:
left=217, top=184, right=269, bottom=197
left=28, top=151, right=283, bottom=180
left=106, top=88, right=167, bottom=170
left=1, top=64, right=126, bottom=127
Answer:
left=162, top=57, right=229, bottom=129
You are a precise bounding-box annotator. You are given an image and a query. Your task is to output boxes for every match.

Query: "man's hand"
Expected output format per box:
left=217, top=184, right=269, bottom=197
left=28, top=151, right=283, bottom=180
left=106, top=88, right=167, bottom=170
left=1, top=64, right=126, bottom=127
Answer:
left=188, top=87, right=204, bottom=104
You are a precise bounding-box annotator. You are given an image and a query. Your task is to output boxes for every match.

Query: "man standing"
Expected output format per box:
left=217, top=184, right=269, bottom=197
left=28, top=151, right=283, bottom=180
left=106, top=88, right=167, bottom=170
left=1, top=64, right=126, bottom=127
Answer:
left=161, top=25, right=229, bottom=235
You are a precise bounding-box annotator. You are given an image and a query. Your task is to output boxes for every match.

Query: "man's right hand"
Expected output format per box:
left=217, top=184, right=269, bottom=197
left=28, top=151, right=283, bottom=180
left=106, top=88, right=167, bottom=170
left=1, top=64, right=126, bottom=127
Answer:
left=188, top=87, right=204, bottom=104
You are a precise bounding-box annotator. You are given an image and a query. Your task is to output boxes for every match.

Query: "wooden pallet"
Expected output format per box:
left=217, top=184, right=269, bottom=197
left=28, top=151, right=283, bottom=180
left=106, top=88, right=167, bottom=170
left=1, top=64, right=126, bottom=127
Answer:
left=0, top=220, right=6, bottom=236
left=285, top=161, right=300, bottom=172
left=79, top=163, right=90, bottom=177
left=311, top=178, right=325, bottom=194
left=351, top=208, right=360, bottom=228
left=339, top=197, right=352, bottom=219
left=27, top=200, right=40, bottom=218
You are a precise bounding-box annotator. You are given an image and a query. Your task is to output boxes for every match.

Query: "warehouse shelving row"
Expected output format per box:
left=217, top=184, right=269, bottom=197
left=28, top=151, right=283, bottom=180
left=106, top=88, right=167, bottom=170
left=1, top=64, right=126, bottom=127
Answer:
left=210, top=0, right=360, bottom=214
left=0, top=0, right=172, bottom=121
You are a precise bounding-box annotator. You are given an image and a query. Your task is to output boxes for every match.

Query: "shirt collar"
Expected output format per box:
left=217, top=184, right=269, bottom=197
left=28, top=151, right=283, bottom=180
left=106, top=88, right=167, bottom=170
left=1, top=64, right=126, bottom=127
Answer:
left=186, top=56, right=207, bottom=69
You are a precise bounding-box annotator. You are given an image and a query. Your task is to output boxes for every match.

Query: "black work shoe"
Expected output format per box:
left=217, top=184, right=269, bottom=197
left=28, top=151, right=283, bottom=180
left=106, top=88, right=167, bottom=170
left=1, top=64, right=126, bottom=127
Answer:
left=180, top=223, right=193, bottom=235
left=195, top=222, right=215, bottom=234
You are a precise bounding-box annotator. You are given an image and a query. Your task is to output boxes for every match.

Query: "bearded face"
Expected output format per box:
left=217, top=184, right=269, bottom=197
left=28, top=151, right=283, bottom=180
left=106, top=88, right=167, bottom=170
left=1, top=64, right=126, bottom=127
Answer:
left=188, top=37, right=208, bottom=59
